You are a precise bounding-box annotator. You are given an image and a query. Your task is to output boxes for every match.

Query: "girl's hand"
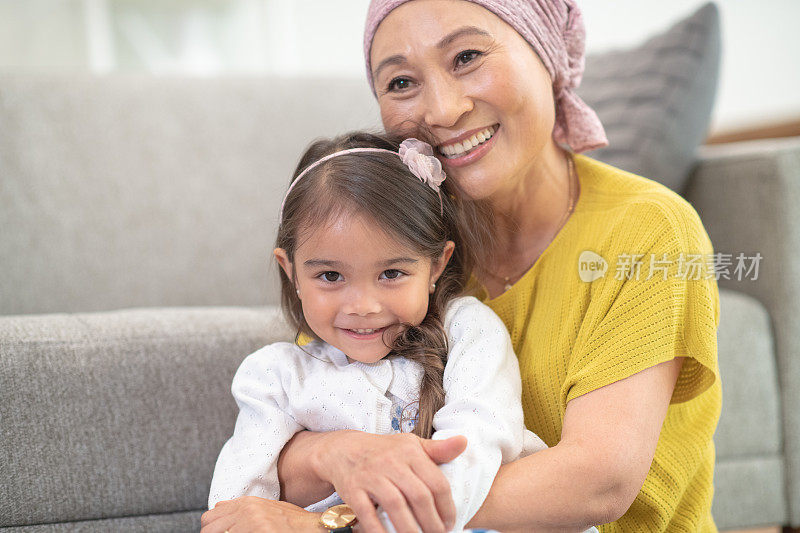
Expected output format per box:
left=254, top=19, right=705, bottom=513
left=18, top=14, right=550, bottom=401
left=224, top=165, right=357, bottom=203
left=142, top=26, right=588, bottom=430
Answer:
left=200, top=497, right=325, bottom=533
left=313, top=430, right=467, bottom=533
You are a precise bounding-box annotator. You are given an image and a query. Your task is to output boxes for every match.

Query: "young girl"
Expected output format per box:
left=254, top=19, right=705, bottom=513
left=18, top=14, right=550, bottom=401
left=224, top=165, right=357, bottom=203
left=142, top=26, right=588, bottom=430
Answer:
left=207, top=132, right=582, bottom=532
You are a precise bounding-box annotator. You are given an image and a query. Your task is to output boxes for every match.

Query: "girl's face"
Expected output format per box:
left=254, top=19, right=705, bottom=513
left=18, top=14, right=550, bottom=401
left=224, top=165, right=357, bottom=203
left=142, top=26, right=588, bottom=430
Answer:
left=275, top=213, right=454, bottom=364
left=370, top=0, right=556, bottom=202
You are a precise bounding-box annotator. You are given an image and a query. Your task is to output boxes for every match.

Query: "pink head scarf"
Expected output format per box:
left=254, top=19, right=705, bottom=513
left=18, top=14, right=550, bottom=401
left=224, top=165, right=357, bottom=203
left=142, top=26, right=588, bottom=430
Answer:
left=363, top=0, right=608, bottom=153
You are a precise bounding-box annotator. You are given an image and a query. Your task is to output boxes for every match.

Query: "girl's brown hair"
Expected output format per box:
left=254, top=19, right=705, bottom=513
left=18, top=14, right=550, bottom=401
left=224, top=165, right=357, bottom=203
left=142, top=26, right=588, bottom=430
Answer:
left=276, top=131, right=478, bottom=438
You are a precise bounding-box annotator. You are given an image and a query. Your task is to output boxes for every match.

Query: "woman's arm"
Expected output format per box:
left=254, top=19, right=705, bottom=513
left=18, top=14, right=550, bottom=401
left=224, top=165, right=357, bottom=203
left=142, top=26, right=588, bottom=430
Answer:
left=277, top=430, right=337, bottom=505
left=278, top=428, right=467, bottom=533
left=466, top=357, right=685, bottom=532
left=224, top=357, right=681, bottom=532
left=201, top=497, right=326, bottom=533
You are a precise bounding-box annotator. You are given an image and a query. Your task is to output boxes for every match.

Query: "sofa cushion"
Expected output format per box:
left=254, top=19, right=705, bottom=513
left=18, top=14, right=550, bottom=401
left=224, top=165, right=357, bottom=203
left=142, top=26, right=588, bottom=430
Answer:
left=0, top=511, right=200, bottom=533
left=715, top=288, right=781, bottom=459
left=0, top=306, right=292, bottom=528
left=713, top=457, right=788, bottom=530
left=0, top=74, right=379, bottom=315
left=578, top=3, right=720, bottom=193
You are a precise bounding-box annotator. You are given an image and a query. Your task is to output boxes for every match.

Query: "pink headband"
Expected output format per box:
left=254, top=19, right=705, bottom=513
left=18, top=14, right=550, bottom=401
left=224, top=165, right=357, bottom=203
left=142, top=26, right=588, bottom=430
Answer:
left=280, top=139, right=446, bottom=222
left=363, top=0, right=608, bottom=153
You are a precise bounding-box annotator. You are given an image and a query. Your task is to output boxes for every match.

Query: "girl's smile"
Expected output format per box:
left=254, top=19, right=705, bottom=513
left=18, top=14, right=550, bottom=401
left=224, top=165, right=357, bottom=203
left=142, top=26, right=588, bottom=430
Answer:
left=339, top=326, right=388, bottom=340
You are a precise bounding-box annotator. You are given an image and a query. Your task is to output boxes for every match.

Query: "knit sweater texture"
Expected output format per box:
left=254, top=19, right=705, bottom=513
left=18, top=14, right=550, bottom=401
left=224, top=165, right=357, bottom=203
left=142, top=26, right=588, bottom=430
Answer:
left=477, top=154, right=721, bottom=532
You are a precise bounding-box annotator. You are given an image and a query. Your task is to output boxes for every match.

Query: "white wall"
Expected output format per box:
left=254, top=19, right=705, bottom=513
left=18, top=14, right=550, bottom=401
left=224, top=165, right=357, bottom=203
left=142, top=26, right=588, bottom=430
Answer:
left=1, top=0, right=798, bottom=133
left=580, top=0, right=800, bottom=133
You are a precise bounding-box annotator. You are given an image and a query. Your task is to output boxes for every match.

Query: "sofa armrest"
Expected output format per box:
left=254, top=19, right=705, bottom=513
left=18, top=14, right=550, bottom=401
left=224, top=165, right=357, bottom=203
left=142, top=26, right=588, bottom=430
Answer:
left=684, top=136, right=800, bottom=526
left=0, top=306, right=293, bottom=529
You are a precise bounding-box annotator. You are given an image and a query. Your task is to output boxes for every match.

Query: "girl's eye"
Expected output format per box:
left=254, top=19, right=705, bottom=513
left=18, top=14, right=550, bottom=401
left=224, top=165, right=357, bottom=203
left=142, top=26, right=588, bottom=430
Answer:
left=455, top=50, right=481, bottom=67
left=320, top=271, right=342, bottom=282
left=387, top=77, right=412, bottom=92
left=381, top=269, right=405, bottom=280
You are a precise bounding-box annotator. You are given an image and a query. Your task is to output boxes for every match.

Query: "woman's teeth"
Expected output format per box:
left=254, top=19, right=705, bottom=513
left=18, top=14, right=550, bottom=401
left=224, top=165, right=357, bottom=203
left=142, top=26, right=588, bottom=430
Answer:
left=439, top=126, right=496, bottom=158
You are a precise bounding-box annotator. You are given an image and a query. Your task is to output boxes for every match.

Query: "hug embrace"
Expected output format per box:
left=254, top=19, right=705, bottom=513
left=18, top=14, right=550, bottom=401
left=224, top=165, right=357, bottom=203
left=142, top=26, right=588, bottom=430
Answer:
left=201, top=1, right=721, bottom=532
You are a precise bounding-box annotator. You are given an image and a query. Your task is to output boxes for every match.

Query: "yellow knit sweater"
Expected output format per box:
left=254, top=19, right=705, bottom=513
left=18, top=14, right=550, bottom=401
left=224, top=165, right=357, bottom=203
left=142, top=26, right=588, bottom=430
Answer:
left=477, top=155, right=722, bottom=532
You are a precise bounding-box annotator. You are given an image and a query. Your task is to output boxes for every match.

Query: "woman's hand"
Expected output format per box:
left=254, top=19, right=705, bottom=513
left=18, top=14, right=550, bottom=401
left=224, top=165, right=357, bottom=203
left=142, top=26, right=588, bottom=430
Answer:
left=313, top=430, right=467, bottom=533
left=200, top=497, right=325, bottom=533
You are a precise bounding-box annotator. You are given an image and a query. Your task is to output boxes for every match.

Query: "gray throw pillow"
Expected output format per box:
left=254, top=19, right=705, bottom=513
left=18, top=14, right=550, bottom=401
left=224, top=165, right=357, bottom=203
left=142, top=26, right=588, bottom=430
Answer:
left=577, top=2, right=721, bottom=193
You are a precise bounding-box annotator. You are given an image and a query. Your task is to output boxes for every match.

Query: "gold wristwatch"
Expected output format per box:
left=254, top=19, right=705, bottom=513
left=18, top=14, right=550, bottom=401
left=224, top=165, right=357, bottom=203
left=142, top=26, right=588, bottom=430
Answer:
left=319, top=503, right=358, bottom=532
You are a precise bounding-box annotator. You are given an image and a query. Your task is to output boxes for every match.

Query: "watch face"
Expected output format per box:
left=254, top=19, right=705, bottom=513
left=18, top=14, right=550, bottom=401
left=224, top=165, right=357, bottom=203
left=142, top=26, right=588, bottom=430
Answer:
left=320, top=504, right=357, bottom=528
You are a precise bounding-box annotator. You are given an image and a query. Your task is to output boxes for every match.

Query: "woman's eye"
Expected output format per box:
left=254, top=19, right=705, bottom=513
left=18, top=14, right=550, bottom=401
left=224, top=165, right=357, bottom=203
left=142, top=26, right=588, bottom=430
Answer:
left=387, top=77, right=412, bottom=92
left=381, top=269, right=404, bottom=280
left=455, top=50, right=481, bottom=67
left=320, top=271, right=341, bottom=282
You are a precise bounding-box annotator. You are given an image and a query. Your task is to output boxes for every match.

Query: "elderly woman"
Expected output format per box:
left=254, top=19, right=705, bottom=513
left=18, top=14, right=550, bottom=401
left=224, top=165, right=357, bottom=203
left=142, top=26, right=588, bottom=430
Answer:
left=201, top=0, right=720, bottom=531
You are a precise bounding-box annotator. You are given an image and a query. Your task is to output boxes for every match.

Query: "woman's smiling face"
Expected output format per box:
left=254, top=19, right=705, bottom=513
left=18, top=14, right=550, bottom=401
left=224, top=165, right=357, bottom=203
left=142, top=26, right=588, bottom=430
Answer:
left=370, top=0, right=557, bottom=202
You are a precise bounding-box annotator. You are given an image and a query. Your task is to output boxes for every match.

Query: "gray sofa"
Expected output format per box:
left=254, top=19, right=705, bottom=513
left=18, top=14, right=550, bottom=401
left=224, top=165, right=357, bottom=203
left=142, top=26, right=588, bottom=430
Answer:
left=2, top=4, right=800, bottom=531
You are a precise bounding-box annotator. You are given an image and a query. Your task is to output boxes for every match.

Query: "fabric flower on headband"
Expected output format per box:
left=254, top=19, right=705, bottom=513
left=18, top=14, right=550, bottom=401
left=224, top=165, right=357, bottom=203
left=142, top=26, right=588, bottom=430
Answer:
left=399, top=138, right=446, bottom=191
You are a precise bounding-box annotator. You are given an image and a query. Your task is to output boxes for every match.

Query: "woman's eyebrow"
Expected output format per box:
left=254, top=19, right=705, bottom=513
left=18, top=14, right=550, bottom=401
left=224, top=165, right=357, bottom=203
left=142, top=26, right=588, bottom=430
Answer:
left=436, top=26, right=492, bottom=49
left=372, top=26, right=492, bottom=81
left=373, top=54, right=407, bottom=81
